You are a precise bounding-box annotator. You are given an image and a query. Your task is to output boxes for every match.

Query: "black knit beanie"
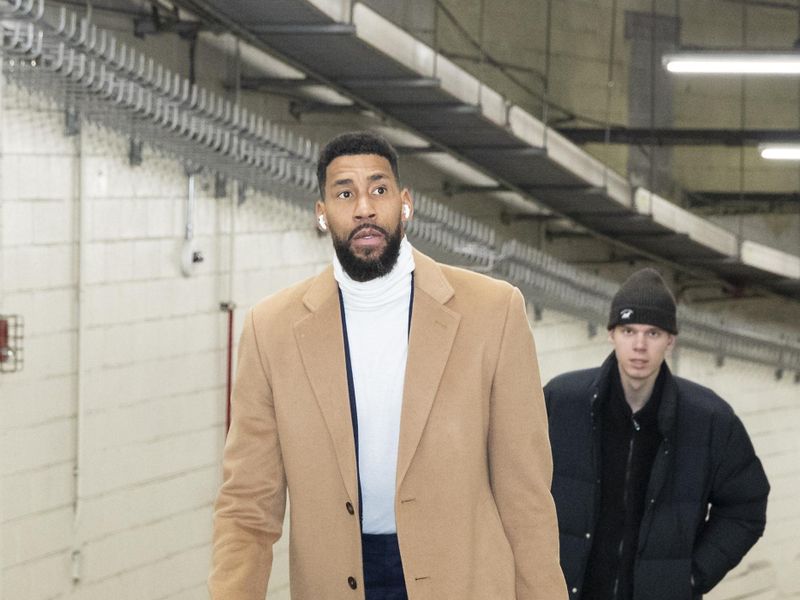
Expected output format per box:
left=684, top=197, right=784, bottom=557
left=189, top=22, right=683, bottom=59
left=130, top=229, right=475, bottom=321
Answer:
left=607, top=268, right=678, bottom=334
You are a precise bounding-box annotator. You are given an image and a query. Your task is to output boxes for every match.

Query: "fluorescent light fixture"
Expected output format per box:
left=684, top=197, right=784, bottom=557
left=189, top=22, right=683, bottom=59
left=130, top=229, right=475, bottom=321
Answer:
left=759, top=144, right=800, bottom=160
left=663, top=52, right=800, bottom=74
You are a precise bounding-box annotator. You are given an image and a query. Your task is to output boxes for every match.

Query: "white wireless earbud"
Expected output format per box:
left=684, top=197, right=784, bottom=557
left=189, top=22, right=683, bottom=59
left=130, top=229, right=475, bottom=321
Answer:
left=402, top=204, right=410, bottom=219
left=318, top=215, right=327, bottom=231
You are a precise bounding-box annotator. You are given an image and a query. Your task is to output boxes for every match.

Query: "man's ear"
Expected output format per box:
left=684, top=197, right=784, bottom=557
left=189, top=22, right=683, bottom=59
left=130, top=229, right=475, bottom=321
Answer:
left=315, top=200, right=327, bottom=232
left=400, top=189, right=414, bottom=221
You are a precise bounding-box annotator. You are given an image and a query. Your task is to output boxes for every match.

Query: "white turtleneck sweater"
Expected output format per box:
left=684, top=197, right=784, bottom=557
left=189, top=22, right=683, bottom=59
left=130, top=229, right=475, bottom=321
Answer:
left=333, top=237, right=415, bottom=534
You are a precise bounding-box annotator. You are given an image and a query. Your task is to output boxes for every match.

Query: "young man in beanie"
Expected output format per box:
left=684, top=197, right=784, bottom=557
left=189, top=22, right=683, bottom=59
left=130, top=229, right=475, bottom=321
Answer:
left=544, top=268, right=769, bottom=600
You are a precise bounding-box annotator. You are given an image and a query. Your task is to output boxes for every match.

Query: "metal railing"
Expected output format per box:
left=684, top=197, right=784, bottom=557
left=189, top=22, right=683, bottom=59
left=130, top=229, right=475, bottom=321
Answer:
left=2, top=0, right=799, bottom=373
left=1, top=0, right=319, bottom=201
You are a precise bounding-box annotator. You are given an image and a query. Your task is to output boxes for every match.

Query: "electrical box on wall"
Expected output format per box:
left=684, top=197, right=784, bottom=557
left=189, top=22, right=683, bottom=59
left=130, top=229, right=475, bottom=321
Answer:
left=0, top=315, right=24, bottom=373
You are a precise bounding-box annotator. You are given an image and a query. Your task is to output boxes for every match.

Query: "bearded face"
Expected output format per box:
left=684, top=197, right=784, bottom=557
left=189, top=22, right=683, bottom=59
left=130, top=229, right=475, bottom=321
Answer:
left=317, top=153, right=412, bottom=282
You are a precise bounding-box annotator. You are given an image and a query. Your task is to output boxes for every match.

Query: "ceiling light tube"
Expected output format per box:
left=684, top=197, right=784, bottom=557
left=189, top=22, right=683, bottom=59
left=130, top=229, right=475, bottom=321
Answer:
left=663, top=52, right=800, bottom=75
left=759, top=144, right=800, bottom=160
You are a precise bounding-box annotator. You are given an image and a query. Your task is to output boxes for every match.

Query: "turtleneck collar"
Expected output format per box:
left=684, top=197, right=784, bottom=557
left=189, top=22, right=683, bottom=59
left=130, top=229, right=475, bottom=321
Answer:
left=334, top=236, right=415, bottom=311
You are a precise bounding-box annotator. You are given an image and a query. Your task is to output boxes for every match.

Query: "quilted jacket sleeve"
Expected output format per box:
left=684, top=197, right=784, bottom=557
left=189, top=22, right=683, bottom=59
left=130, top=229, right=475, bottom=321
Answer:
left=692, top=412, right=769, bottom=593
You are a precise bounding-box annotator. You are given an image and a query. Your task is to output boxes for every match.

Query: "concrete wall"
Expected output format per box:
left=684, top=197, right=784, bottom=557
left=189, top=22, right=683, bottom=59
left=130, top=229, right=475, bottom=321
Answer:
left=1, top=75, right=799, bottom=600
left=706, top=213, right=800, bottom=257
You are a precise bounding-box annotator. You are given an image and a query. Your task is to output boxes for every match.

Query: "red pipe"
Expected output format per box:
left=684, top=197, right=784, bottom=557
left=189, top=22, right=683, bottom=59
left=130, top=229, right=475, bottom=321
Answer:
left=0, top=318, right=8, bottom=364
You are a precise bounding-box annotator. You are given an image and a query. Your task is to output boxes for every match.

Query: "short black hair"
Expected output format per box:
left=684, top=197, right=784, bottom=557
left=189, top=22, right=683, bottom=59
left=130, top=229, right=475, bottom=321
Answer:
left=316, top=131, right=400, bottom=198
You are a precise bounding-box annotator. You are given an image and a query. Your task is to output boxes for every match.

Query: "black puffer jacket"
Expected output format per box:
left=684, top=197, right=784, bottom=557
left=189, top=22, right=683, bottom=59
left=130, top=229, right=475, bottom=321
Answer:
left=544, top=353, right=769, bottom=600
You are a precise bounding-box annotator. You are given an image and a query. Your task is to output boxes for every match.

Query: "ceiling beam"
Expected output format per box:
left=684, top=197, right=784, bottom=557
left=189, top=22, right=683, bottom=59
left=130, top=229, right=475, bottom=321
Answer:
left=338, top=77, right=441, bottom=88
left=558, top=127, right=800, bottom=146
left=250, top=23, right=356, bottom=35
left=686, top=191, right=800, bottom=214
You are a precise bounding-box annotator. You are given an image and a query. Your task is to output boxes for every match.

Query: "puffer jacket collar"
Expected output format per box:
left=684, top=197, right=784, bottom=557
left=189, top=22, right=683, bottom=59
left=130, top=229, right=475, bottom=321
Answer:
left=590, top=352, right=678, bottom=444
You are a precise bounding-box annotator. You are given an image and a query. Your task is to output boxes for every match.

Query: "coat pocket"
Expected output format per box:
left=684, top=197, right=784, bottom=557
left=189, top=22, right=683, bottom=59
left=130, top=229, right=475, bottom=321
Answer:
left=633, top=558, right=693, bottom=600
left=473, top=495, right=516, bottom=598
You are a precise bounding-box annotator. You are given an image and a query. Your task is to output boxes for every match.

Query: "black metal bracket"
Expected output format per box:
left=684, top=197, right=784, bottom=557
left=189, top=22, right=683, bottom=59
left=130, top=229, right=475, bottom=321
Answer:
left=129, top=138, right=143, bottom=166
left=214, top=173, right=228, bottom=199
left=134, top=5, right=201, bottom=40
left=64, top=106, right=80, bottom=137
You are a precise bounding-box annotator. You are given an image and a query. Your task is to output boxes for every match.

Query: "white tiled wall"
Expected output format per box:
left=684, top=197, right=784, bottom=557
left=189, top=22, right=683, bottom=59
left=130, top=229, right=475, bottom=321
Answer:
left=674, top=349, right=800, bottom=600
left=1, top=82, right=798, bottom=600
left=0, top=84, right=328, bottom=600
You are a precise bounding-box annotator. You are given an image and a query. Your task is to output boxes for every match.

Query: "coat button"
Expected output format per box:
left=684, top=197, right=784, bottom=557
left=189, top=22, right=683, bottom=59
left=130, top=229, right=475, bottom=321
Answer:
left=348, top=576, right=358, bottom=589
left=346, top=502, right=354, bottom=515
left=585, top=532, right=591, bottom=539
left=571, top=587, right=578, bottom=594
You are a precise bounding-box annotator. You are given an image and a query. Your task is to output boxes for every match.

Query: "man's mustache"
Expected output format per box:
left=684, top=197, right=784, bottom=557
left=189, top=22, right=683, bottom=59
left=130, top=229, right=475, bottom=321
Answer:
left=348, top=223, right=390, bottom=241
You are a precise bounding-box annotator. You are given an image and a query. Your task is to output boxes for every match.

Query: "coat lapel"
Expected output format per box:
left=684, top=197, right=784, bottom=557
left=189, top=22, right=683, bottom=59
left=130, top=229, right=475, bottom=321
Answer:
left=396, top=252, right=461, bottom=489
left=293, top=267, right=359, bottom=504
left=292, top=254, right=462, bottom=499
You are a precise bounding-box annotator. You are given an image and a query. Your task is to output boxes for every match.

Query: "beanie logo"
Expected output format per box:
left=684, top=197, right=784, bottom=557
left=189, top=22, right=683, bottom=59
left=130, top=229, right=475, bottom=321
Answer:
left=620, top=308, right=634, bottom=320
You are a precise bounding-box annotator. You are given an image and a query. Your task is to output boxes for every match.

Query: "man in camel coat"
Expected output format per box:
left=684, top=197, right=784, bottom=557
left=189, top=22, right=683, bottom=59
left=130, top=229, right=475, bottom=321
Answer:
left=209, top=131, right=566, bottom=600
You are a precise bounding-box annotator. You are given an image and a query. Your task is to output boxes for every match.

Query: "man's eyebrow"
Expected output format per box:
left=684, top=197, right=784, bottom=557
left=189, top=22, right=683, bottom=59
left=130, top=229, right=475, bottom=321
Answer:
left=331, top=173, right=389, bottom=187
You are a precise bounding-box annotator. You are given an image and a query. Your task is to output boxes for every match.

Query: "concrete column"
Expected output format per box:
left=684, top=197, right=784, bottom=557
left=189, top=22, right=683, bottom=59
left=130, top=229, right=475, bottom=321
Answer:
left=625, top=11, right=679, bottom=196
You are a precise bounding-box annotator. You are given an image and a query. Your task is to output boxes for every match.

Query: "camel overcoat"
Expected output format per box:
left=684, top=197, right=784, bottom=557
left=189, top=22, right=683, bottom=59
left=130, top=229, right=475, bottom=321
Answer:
left=209, top=250, right=566, bottom=600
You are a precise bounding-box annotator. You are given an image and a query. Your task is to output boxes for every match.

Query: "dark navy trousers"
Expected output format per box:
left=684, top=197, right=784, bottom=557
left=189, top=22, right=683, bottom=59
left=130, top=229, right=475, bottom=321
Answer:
left=361, top=533, right=408, bottom=600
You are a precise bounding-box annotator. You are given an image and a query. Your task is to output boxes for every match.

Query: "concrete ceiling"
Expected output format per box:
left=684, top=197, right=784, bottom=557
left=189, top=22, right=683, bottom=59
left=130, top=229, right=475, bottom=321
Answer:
left=150, top=0, right=800, bottom=302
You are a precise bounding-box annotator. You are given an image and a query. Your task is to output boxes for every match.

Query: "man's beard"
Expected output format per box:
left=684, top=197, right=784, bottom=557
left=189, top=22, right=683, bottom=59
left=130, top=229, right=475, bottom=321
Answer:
left=332, top=221, right=403, bottom=282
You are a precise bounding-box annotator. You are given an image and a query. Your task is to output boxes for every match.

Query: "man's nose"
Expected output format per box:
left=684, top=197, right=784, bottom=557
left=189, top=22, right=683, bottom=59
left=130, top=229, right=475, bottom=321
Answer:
left=633, top=333, right=647, bottom=349
left=353, top=191, right=376, bottom=220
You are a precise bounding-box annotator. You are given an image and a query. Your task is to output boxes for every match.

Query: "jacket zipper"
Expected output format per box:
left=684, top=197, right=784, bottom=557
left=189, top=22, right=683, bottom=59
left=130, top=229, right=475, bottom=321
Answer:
left=612, top=417, right=640, bottom=599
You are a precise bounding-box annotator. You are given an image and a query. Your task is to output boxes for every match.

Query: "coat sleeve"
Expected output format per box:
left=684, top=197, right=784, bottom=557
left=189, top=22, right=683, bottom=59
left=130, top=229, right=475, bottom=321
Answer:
left=488, top=287, right=568, bottom=600
left=692, top=412, right=770, bottom=594
left=209, top=309, right=287, bottom=600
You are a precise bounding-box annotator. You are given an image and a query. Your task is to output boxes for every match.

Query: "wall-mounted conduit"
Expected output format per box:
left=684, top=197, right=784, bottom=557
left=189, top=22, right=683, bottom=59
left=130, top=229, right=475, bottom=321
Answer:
left=181, top=168, right=204, bottom=277
left=1, top=0, right=799, bottom=373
